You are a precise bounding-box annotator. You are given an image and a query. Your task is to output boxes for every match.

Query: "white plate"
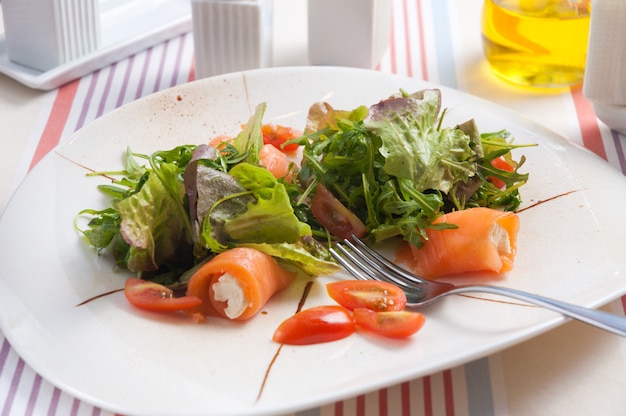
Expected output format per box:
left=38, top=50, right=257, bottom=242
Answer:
left=1, top=67, right=625, bottom=416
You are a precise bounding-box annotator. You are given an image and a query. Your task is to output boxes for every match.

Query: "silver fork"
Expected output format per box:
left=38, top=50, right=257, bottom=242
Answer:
left=330, top=236, right=626, bottom=337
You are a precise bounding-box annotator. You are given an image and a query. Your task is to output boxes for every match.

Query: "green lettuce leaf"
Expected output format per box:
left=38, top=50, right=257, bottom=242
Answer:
left=233, top=103, right=266, bottom=166
left=240, top=239, right=340, bottom=277
left=117, top=162, right=192, bottom=272
left=223, top=183, right=311, bottom=244
left=365, top=89, right=477, bottom=193
left=228, top=162, right=277, bottom=199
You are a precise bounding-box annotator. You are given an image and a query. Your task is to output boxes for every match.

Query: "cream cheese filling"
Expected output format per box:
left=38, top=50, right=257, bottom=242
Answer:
left=213, top=273, right=248, bottom=319
left=490, top=222, right=511, bottom=255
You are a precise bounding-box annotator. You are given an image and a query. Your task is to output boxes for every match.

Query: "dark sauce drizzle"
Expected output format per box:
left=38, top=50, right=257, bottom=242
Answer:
left=515, top=189, right=581, bottom=214
left=256, top=280, right=315, bottom=402
left=76, top=288, right=123, bottom=307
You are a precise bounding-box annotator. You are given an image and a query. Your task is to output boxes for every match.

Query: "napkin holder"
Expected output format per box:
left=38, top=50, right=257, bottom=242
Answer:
left=0, top=0, right=192, bottom=89
left=583, top=0, right=626, bottom=135
left=2, top=0, right=100, bottom=72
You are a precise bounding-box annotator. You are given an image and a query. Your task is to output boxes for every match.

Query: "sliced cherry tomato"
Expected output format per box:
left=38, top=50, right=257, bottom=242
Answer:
left=487, top=157, right=514, bottom=189
left=273, top=305, right=355, bottom=345
left=326, top=280, right=406, bottom=312
left=124, top=277, right=202, bottom=312
left=261, top=124, right=301, bottom=153
left=353, top=308, right=425, bottom=339
left=310, top=184, right=367, bottom=240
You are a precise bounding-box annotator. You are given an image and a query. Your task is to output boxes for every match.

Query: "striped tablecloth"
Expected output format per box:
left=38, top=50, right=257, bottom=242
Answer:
left=1, top=0, right=625, bottom=415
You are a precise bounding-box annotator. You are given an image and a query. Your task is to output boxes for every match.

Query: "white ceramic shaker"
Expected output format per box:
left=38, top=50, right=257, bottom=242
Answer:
left=583, top=0, right=626, bottom=135
left=307, top=0, right=392, bottom=69
left=1, top=0, right=100, bottom=72
left=191, top=0, right=274, bottom=79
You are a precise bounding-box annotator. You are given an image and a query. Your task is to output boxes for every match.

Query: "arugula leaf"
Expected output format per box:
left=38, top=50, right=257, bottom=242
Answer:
left=76, top=207, right=121, bottom=249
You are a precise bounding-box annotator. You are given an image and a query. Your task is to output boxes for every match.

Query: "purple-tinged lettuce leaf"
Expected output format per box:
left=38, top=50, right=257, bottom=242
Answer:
left=117, top=162, right=191, bottom=272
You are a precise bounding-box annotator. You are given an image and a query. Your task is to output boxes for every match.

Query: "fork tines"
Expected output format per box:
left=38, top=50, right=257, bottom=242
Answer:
left=329, top=236, right=422, bottom=290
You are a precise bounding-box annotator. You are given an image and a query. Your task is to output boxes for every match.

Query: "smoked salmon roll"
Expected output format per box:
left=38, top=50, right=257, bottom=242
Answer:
left=185, top=247, right=296, bottom=321
left=397, top=207, right=520, bottom=278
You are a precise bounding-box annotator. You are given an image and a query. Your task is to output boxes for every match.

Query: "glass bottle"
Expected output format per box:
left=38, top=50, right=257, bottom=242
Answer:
left=481, top=0, right=591, bottom=88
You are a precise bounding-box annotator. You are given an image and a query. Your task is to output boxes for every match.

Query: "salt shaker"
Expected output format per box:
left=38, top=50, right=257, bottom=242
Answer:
left=191, top=0, right=274, bottom=79
left=583, top=0, right=626, bottom=135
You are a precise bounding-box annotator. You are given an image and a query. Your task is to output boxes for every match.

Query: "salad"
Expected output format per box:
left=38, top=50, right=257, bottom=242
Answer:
left=77, top=88, right=529, bottom=305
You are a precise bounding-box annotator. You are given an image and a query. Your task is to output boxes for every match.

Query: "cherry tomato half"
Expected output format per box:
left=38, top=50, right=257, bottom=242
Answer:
left=487, top=157, right=514, bottom=189
left=262, top=124, right=301, bottom=153
left=124, top=277, right=202, bottom=312
left=310, top=184, right=367, bottom=240
left=353, top=308, right=426, bottom=339
left=273, top=305, right=355, bottom=345
left=326, top=280, right=407, bottom=312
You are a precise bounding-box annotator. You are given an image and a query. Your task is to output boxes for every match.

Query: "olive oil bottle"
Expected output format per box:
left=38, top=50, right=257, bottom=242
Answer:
left=481, top=0, right=591, bottom=88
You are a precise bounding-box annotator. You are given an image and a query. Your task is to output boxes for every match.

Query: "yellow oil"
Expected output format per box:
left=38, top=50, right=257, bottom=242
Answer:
left=481, top=0, right=591, bottom=88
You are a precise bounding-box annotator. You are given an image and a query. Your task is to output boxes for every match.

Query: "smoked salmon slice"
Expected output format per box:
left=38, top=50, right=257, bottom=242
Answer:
left=185, top=247, right=296, bottom=321
left=396, top=207, right=520, bottom=278
left=259, top=143, right=296, bottom=181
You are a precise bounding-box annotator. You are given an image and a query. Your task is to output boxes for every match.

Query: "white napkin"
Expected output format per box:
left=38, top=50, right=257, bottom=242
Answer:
left=583, top=0, right=626, bottom=105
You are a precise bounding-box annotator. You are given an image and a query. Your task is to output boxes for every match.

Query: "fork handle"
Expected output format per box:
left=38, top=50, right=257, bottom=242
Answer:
left=451, top=285, right=626, bottom=337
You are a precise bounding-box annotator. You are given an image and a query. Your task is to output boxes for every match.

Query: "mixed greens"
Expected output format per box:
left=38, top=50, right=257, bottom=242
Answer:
left=77, top=89, right=531, bottom=286
left=296, top=89, right=529, bottom=247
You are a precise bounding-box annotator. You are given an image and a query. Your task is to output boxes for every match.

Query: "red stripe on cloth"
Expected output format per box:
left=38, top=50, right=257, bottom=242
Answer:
left=389, top=0, right=398, bottom=74
left=621, top=295, right=626, bottom=315
left=188, top=57, right=196, bottom=82
left=29, top=80, right=80, bottom=171
left=356, top=394, right=366, bottom=416
left=401, top=381, right=412, bottom=415
left=422, top=376, right=433, bottom=416
left=402, top=0, right=413, bottom=77
left=443, top=369, right=455, bottom=416
left=334, top=400, right=344, bottom=416
left=379, top=388, right=389, bottom=416
left=570, top=85, right=607, bottom=160
left=416, top=0, right=429, bottom=81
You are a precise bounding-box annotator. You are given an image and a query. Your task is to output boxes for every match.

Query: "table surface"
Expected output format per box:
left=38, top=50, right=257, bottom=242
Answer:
left=1, top=1, right=625, bottom=415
